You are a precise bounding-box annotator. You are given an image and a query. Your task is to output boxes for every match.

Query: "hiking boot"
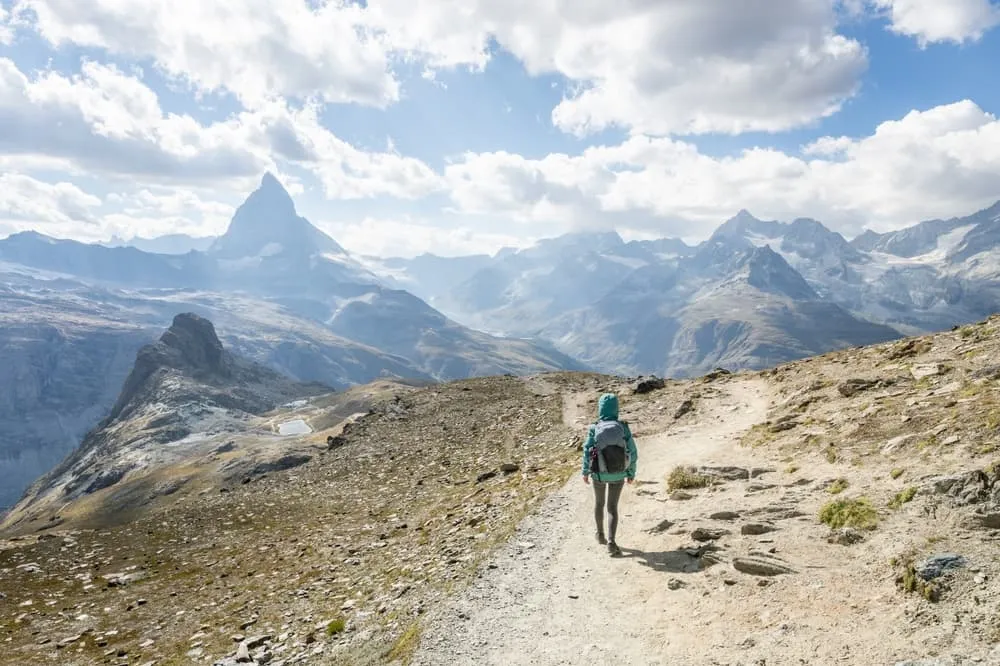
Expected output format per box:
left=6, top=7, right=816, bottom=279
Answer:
left=608, top=542, right=622, bottom=557
left=596, top=530, right=607, bottom=545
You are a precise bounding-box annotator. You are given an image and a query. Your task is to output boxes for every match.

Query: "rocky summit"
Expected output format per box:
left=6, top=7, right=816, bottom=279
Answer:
left=3, top=313, right=1000, bottom=664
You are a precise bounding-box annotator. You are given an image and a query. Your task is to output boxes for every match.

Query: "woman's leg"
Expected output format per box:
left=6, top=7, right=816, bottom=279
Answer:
left=592, top=479, right=607, bottom=542
left=606, top=481, right=625, bottom=545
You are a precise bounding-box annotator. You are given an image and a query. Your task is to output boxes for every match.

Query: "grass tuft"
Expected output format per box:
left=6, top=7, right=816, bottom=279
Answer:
left=889, top=487, right=918, bottom=510
left=666, top=467, right=712, bottom=491
left=386, top=621, right=422, bottom=665
left=326, top=617, right=347, bottom=636
left=819, top=497, right=878, bottom=530
left=826, top=478, right=849, bottom=495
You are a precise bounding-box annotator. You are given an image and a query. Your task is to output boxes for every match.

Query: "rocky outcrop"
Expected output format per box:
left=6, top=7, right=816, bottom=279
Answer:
left=2, top=314, right=331, bottom=527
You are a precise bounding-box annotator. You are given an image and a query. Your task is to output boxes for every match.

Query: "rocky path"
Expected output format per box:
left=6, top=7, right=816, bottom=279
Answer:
left=412, top=379, right=772, bottom=666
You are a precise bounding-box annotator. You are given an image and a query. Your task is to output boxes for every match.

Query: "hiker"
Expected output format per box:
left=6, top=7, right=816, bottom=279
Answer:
left=581, top=392, right=637, bottom=556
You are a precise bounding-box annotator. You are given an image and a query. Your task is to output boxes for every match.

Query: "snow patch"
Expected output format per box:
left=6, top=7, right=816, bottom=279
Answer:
left=259, top=242, right=283, bottom=257
left=913, top=224, right=976, bottom=264
left=282, top=399, right=309, bottom=409
left=745, top=233, right=783, bottom=249
left=601, top=254, right=648, bottom=270
left=278, top=419, right=312, bottom=436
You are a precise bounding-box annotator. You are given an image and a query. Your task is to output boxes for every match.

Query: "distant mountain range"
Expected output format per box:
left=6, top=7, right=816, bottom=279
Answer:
left=0, top=174, right=582, bottom=510
left=3, top=172, right=1000, bottom=511
left=369, top=200, right=1000, bottom=375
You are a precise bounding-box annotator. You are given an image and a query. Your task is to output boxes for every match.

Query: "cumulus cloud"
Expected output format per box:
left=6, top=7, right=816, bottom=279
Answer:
left=11, top=0, right=869, bottom=138
left=319, top=216, right=531, bottom=258
left=0, top=5, right=13, bottom=44
left=0, top=173, right=103, bottom=238
left=102, top=188, right=235, bottom=239
left=446, top=101, right=1000, bottom=239
left=871, top=0, right=1000, bottom=45
left=366, top=0, right=869, bottom=136
left=9, top=0, right=397, bottom=108
left=0, top=58, right=268, bottom=183
left=0, top=57, right=440, bottom=198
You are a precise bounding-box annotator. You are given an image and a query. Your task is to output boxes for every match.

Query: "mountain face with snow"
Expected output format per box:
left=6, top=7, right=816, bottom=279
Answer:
left=378, top=199, right=1000, bottom=377
left=2, top=313, right=332, bottom=532
left=0, top=174, right=585, bottom=511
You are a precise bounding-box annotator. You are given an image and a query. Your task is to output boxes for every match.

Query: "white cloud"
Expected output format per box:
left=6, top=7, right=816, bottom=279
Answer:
left=0, top=57, right=268, bottom=183
left=366, top=0, right=869, bottom=136
left=102, top=188, right=235, bottom=239
left=319, top=216, right=530, bottom=258
left=871, top=0, right=1000, bottom=45
left=12, top=0, right=870, bottom=138
left=446, top=100, right=1000, bottom=238
left=238, top=101, right=443, bottom=200
left=10, top=0, right=397, bottom=108
left=0, top=57, right=440, bottom=199
left=0, top=173, right=103, bottom=238
left=0, top=5, right=13, bottom=44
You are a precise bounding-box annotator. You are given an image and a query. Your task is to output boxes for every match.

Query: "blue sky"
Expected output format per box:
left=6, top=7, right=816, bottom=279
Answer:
left=1, top=0, right=1000, bottom=257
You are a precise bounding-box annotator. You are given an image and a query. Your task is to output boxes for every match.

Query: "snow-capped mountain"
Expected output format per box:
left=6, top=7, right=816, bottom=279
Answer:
left=0, top=174, right=585, bottom=511
left=375, top=198, right=1000, bottom=376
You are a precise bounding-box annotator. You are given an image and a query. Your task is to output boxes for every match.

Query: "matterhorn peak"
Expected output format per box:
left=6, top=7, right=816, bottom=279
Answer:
left=208, top=172, right=344, bottom=259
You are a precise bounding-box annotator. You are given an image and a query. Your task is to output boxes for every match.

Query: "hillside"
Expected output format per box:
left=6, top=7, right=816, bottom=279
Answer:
left=380, top=199, right=1000, bottom=375
left=3, top=315, right=1000, bottom=664
left=0, top=174, right=585, bottom=510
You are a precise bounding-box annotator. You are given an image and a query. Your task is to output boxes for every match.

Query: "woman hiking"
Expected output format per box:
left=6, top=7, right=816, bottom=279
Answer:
left=581, top=392, right=637, bottom=557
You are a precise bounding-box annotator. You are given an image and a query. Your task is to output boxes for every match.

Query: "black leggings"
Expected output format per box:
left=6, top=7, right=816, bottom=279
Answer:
left=592, top=479, right=624, bottom=543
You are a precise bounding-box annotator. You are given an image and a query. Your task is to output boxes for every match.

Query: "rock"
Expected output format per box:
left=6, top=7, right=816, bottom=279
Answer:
left=732, top=554, right=796, bottom=576
left=882, top=434, right=918, bottom=455
left=975, top=513, right=1000, bottom=529
left=499, top=463, right=520, bottom=474
left=740, top=523, right=776, bottom=536
left=769, top=420, right=799, bottom=433
left=941, top=435, right=960, bottom=446
left=673, top=399, right=694, bottom=419
left=246, top=635, right=272, bottom=650
left=56, top=634, right=83, bottom=649
left=924, top=470, right=997, bottom=506
left=972, top=365, right=1000, bottom=380
left=633, top=377, right=666, bottom=394
left=710, top=511, right=740, bottom=521
left=695, top=466, right=750, bottom=481
left=667, top=578, right=685, bottom=590
left=911, top=363, right=945, bottom=380
left=746, top=483, right=775, bottom=493
left=691, top=527, right=730, bottom=542
left=249, top=454, right=311, bottom=477
left=646, top=518, right=675, bottom=534
left=476, top=471, right=497, bottom=483
left=235, top=641, right=253, bottom=663
left=671, top=491, right=694, bottom=501
left=915, top=554, right=967, bottom=581
left=704, top=368, right=731, bottom=382
left=749, top=467, right=776, bottom=479
left=838, top=379, right=876, bottom=397
left=827, top=527, right=865, bottom=545
left=102, top=571, right=146, bottom=587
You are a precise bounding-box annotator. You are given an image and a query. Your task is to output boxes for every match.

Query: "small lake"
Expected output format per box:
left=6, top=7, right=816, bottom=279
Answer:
left=278, top=419, right=312, bottom=436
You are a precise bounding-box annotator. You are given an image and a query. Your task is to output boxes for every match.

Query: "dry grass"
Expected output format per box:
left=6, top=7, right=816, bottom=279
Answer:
left=666, top=467, right=712, bottom=491
left=819, top=497, right=879, bottom=530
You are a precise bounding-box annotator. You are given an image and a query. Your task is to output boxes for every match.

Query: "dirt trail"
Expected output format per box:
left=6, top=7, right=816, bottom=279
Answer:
left=412, top=378, right=772, bottom=666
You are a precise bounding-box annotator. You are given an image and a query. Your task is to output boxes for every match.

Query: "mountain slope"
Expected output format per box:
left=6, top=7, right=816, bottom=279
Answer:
left=0, top=175, right=586, bottom=510
left=5, top=319, right=1000, bottom=664
left=2, top=313, right=332, bottom=531
left=542, top=244, right=900, bottom=376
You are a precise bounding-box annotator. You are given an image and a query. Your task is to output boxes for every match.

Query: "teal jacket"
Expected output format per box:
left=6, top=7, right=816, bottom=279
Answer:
left=581, top=393, right=638, bottom=483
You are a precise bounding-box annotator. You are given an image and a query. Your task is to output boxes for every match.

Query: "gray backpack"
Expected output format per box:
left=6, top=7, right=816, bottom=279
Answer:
left=592, top=419, right=629, bottom=475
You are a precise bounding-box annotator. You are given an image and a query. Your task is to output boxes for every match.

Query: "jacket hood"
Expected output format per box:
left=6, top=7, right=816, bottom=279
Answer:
left=597, top=393, right=619, bottom=420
